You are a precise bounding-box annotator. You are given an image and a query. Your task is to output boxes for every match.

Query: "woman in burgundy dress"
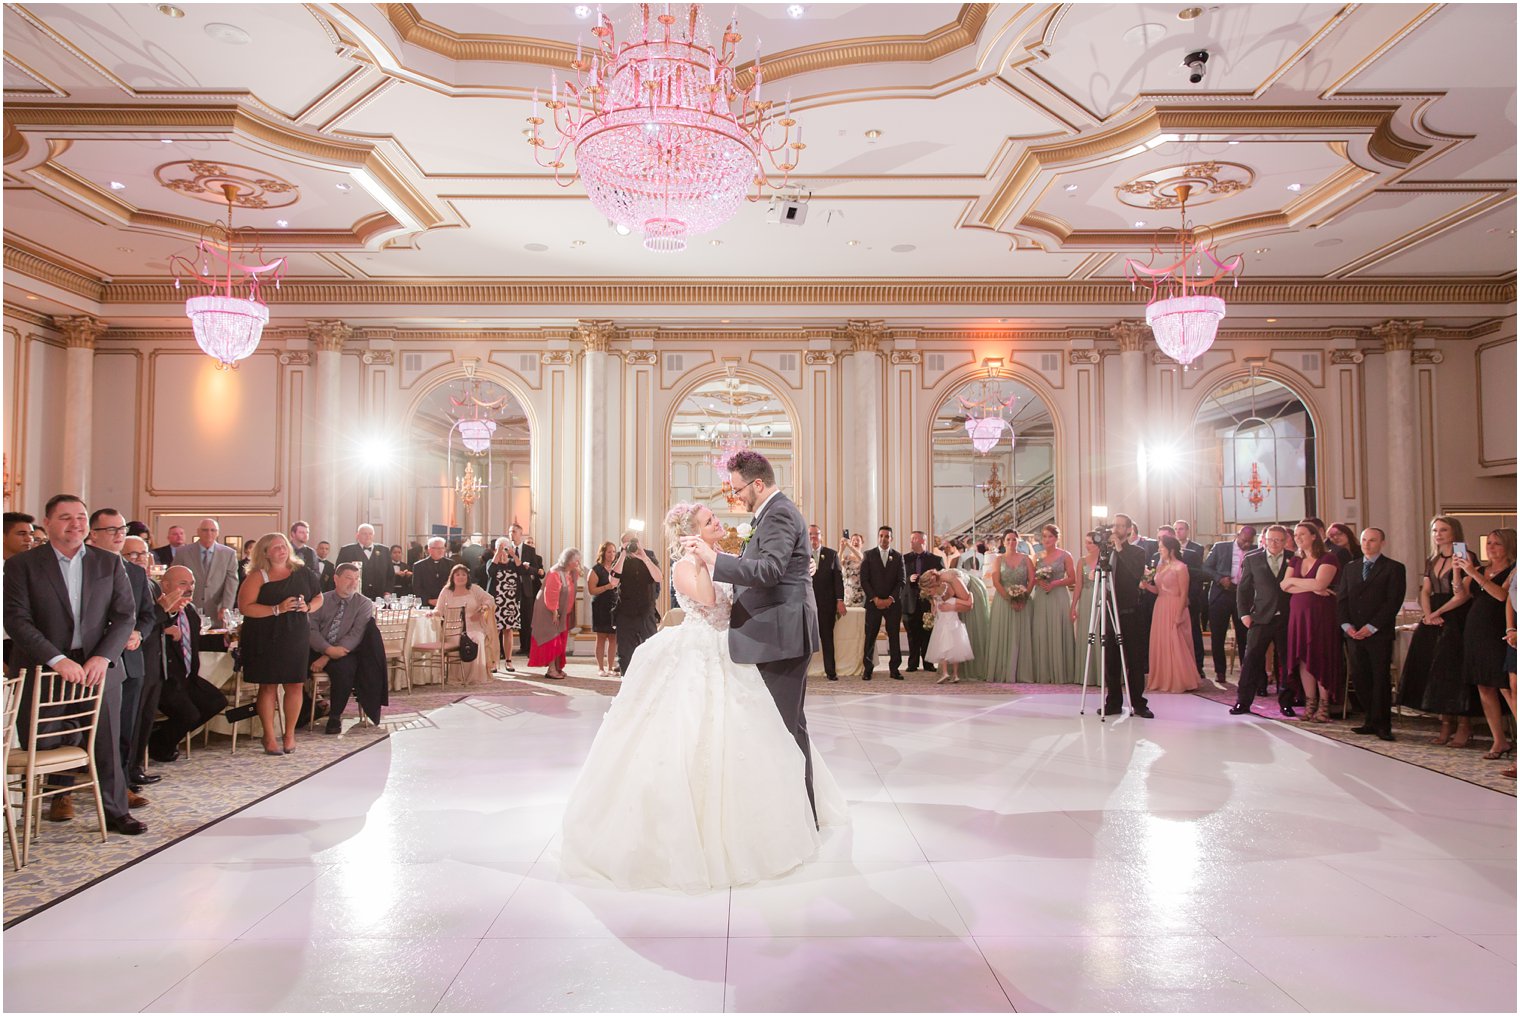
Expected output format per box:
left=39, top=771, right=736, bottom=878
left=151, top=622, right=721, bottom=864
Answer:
left=1282, top=521, right=1343, bottom=722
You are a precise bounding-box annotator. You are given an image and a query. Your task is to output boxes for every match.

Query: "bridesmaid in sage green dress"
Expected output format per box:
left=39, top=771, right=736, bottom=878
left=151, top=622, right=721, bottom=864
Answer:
left=957, top=542, right=993, bottom=681
left=1073, top=532, right=1102, bottom=673
left=985, top=531, right=1035, bottom=682
left=1029, top=524, right=1078, bottom=683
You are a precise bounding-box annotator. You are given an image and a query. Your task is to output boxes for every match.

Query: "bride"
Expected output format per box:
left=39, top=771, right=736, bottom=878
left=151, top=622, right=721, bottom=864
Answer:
left=559, top=502, right=847, bottom=893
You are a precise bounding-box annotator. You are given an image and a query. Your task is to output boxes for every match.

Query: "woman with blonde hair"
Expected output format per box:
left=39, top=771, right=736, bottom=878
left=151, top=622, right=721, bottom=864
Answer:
left=586, top=540, right=621, bottom=676
left=1401, top=515, right=1475, bottom=746
left=236, top=532, right=323, bottom=755
left=436, top=563, right=499, bottom=685
left=1454, top=529, right=1517, bottom=760
left=922, top=569, right=973, bottom=684
left=485, top=537, right=521, bottom=673
left=530, top=547, right=582, bottom=679
left=839, top=532, right=865, bottom=607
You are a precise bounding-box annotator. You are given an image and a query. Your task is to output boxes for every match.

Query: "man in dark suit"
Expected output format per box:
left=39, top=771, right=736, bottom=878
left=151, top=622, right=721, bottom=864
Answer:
left=151, top=524, right=186, bottom=567
left=1202, top=525, right=1257, bottom=686
left=307, top=562, right=376, bottom=734
left=2, top=494, right=144, bottom=834
left=1103, top=514, right=1153, bottom=717
left=288, top=520, right=319, bottom=575
left=336, top=524, right=392, bottom=601
left=315, top=541, right=336, bottom=592
left=808, top=524, right=846, bottom=681
left=1232, top=525, right=1295, bottom=716
left=389, top=544, right=413, bottom=594
left=1339, top=528, right=1407, bottom=741
left=1174, top=519, right=1209, bottom=678
left=860, top=525, right=907, bottom=681
left=511, top=524, right=545, bottom=657
left=411, top=537, right=458, bottom=607
left=120, top=536, right=166, bottom=789
left=902, top=530, right=945, bottom=673
left=151, top=565, right=227, bottom=762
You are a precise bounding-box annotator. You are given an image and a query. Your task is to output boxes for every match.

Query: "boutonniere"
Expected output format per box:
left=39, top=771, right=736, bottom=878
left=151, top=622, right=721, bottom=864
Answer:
left=736, top=522, right=754, bottom=547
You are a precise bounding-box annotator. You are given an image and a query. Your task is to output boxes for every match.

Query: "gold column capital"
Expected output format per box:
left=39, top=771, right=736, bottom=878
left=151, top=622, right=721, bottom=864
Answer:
left=55, top=315, right=106, bottom=349
left=1108, top=319, right=1150, bottom=353
left=307, top=319, right=352, bottom=352
left=1372, top=319, right=1423, bottom=352
left=576, top=319, right=615, bottom=353
left=843, top=319, right=886, bottom=353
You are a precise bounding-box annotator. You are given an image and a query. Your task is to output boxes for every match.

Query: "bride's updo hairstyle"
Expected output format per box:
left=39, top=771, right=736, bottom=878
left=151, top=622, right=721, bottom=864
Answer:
left=664, top=502, right=704, bottom=558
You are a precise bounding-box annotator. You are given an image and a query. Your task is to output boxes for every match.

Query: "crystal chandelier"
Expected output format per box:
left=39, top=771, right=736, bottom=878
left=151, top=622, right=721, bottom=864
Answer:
left=167, top=183, right=285, bottom=369
left=449, top=366, right=510, bottom=456
left=705, top=371, right=753, bottom=510
left=455, top=460, right=486, bottom=509
left=1124, top=183, right=1244, bottom=367
left=526, top=3, right=804, bottom=252
left=959, top=358, right=1017, bottom=455
left=982, top=462, right=1008, bottom=506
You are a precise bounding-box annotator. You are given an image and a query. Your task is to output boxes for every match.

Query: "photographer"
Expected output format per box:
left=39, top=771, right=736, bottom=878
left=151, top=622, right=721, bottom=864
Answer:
left=1101, top=514, right=1153, bottom=718
left=612, top=529, right=664, bottom=673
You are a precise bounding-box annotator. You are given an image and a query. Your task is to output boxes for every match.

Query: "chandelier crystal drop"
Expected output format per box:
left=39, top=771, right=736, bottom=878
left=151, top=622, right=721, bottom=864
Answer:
left=526, top=3, right=804, bottom=252
left=1123, top=182, right=1244, bottom=367
left=455, top=418, right=498, bottom=455
left=168, top=183, right=285, bottom=369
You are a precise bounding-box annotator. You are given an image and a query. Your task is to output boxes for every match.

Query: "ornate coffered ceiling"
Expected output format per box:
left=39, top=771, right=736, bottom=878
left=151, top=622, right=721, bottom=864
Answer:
left=2, top=2, right=1514, bottom=330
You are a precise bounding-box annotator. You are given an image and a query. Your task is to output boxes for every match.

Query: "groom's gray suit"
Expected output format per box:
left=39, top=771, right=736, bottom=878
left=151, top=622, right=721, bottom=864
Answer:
left=711, top=490, right=820, bottom=814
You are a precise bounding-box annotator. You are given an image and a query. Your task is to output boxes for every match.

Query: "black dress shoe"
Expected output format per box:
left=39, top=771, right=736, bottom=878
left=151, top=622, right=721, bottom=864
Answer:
left=324, top=720, right=342, bottom=735
left=1102, top=705, right=1123, bottom=716
left=862, top=673, right=872, bottom=681
left=1229, top=704, right=1251, bottom=715
left=826, top=675, right=839, bottom=681
left=1350, top=725, right=1377, bottom=735
left=1133, top=706, right=1155, bottom=718
left=130, top=770, right=163, bottom=785
left=1280, top=705, right=1297, bottom=718
left=106, top=814, right=147, bottom=836
left=1377, top=731, right=1395, bottom=742
left=890, top=672, right=904, bottom=681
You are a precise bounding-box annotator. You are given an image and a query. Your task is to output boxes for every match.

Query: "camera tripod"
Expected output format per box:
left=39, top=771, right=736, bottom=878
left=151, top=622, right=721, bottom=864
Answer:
left=1077, top=558, right=1134, bottom=721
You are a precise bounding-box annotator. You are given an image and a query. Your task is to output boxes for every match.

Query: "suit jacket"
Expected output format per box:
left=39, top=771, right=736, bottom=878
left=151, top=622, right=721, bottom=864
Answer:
left=158, top=602, right=205, bottom=683
left=412, top=555, right=458, bottom=605
left=860, top=546, right=907, bottom=606
left=1110, top=542, right=1147, bottom=614
left=292, top=544, right=320, bottom=576
left=1337, top=554, right=1407, bottom=639
left=1236, top=548, right=1292, bottom=624
left=810, top=545, right=844, bottom=612
left=317, top=559, right=335, bottom=592
left=516, top=544, right=544, bottom=599
left=307, top=591, right=376, bottom=654
left=710, top=491, right=820, bottom=664
left=3, top=544, right=135, bottom=669
left=121, top=559, right=161, bottom=681
left=1203, top=540, right=1253, bottom=606
left=151, top=544, right=177, bottom=567
left=174, top=542, right=240, bottom=619
left=335, top=543, right=392, bottom=600
left=1180, top=540, right=1207, bottom=597
left=901, top=551, right=945, bottom=613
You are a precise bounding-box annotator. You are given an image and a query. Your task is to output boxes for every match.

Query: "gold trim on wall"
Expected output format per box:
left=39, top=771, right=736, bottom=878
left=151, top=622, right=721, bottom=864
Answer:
left=1475, top=334, right=1518, bottom=469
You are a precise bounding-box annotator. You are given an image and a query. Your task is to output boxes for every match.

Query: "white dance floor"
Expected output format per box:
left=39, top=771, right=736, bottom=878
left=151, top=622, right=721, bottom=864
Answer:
left=5, top=691, right=1515, bottom=1013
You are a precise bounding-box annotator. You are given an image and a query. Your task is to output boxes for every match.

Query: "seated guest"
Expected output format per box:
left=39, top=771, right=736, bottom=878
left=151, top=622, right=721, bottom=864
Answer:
left=4, top=512, right=36, bottom=560
left=151, top=565, right=227, bottom=762
left=411, top=537, right=457, bottom=607
left=308, top=562, right=376, bottom=732
left=436, top=563, right=499, bottom=685
left=152, top=524, right=186, bottom=567
left=336, top=523, right=392, bottom=600
left=389, top=544, right=412, bottom=594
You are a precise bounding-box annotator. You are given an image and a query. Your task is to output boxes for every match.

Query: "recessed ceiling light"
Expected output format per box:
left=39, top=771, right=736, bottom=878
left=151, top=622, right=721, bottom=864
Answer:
left=787, top=4, right=806, bottom=18
left=1134, top=220, right=1147, bottom=228
left=1227, top=140, right=1240, bottom=145
left=24, top=294, right=38, bottom=301
left=1254, top=247, right=1270, bottom=254
left=204, top=22, right=251, bottom=45
left=276, top=219, right=289, bottom=228
left=846, top=239, right=861, bottom=247
left=1123, top=23, right=1167, bottom=46
left=109, top=180, right=126, bottom=190
left=574, top=4, right=591, bottom=18
left=864, top=129, right=882, bottom=140
left=720, top=319, right=730, bottom=324
left=1286, top=182, right=1302, bottom=192
left=335, top=182, right=351, bottom=191
left=1064, top=183, right=1079, bottom=192
left=891, top=243, right=916, bottom=253
left=708, top=239, right=722, bottom=246
left=116, top=246, right=132, bottom=253
left=524, top=242, right=550, bottom=252
left=1313, top=237, right=1343, bottom=247
left=157, top=4, right=184, bottom=17
left=160, top=138, right=174, bottom=144
left=570, top=239, right=586, bottom=247
left=1177, top=7, right=1203, bottom=20
left=1266, top=317, right=1278, bottom=323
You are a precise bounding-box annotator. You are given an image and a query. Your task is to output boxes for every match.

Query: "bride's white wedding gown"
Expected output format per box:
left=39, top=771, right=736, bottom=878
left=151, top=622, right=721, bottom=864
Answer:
left=560, top=575, right=848, bottom=892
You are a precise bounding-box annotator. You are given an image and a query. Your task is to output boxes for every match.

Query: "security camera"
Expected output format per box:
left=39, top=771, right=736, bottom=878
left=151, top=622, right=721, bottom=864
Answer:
left=1183, top=49, right=1209, bottom=85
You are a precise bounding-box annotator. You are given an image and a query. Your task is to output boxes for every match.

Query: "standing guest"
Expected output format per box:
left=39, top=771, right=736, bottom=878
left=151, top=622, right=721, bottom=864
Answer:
left=531, top=549, right=583, bottom=679
left=808, top=525, right=846, bottom=681
left=174, top=517, right=239, bottom=626
left=860, top=525, right=906, bottom=681
left=1102, top=515, right=1153, bottom=717
left=288, top=520, right=319, bottom=574
left=2, top=494, right=144, bottom=834
left=961, top=539, right=985, bottom=575
left=1454, top=529, right=1516, bottom=760
left=940, top=537, right=962, bottom=571
left=85, top=510, right=155, bottom=809
left=840, top=532, right=866, bottom=607
left=434, top=563, right=498, bottom=686
left=1326, top=523, right=1361, bottom=567
left=336, top=524, right=392, bottom=601
left=411, top=537, right=456, bottom=607
left=314, top=540, right=336, bottom=591
left=1401, top=516, right=1474, bottom=746
left=3, top=512, right=36, bottom=559
left=1339, top=528, right=1407, bottom=741
left=611, top=531, right=663, bottom=675
left=1072, top=531, right=1101, bottom=659
left=152, top=524, right=186, bottom=567
left=1173, top=519, right=1209, bottom=679
left=1232, top=525, right=1295, bottom=715
left=985, top=530, right=1035, bottom=682
left=586, top=541, right=620, bottom=677
left=1142, top=534, right=1201, bottom=693
left=120, top=536, right=165, bottom=789
left=389, top=545, right=413, bottom=595
left=307, top=562, right=376, bottom=732
left=1030, top=524, right=1078, bottom=683
left=512, top=524, right=546, bottom=657
left=237, top=532, right=323, bottom=755
left=923, top=569, right=974, bottom=684
left=1283, top=521, right=1343, bottom=722
left=902, top=531, right=944, bottom=673
left=460, top=533, right=487, bottom=573
left=151, top=565, right=227, bottom=761
left=1502, top=580, right=1518, bottom=778
left=486, top=538, right=524, bottom=672
left=1202, top=525, right=1257, bottom=687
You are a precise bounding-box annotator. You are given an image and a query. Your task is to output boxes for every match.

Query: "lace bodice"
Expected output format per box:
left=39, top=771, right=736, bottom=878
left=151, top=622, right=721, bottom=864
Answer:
left=676, top=579, right=735, bottom=632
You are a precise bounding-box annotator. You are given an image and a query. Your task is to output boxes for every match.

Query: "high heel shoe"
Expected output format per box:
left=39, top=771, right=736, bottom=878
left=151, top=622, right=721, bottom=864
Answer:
left=1312, top=702, right=1331, bottom=723
left=262, top=741, right=283, bottom=756
left=1450, top=724, right=1474, bottom=749
left=1482, top=743, right=1513, bottom=760
left=1430, top=721, right=1454, bottom=746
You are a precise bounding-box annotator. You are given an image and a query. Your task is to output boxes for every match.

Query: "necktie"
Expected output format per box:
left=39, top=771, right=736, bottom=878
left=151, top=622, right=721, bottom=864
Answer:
left=201, top=547, right=211, bottom=571
left=1363, top=558, right=1373, bottom=580
left=363, top=547, right=371, bottom=559
left=177, top=610, right=192, bottom=670
left=327, top=597, right=347, bottom=642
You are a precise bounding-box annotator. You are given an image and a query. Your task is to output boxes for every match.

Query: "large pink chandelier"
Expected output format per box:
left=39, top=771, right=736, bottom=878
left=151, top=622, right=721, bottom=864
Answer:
left=450, top=370, right=510, bottom=456
left=526, top=3, right=804, bottom=253
left=168, top=183, right=285, bottom=369
left=1124, top=183, right=1244, bottom=367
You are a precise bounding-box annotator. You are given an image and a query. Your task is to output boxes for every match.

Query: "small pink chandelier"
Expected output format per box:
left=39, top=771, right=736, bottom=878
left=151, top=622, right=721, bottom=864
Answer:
left=455, top=418, right=497, bottom=454
left=526, top=3, right=804, bottom=252
left=1124, top=182, right=1244, bottom=367
left=959, top=360, right=1017, bottom=455
left=168, top=183, right=285, bottom=369
left=964, top=416, right=1010, bottom=454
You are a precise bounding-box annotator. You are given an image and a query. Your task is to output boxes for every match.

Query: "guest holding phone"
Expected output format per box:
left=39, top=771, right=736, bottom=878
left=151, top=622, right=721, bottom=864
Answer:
left=237, top=532, right=323, bottom=755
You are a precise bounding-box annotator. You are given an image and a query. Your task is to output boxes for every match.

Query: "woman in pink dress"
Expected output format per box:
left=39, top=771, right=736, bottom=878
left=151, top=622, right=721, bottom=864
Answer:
left=1143, top=534, right=1200, bottom=693
left=1283, top=521, right=1343, bottom=722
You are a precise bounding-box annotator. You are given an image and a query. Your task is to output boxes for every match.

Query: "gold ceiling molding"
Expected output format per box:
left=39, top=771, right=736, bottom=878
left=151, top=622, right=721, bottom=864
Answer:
left=2, top=238, right=105, bottom=301
left=3, top=121, right=25, bottom=164
left=380, top=4, right=578, bottom=66
left=155, top=160, right=300, bottom=209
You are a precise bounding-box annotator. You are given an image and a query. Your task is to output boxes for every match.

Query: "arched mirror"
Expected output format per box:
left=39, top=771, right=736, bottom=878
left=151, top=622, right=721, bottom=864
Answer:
left=1190, top=373, right=1316, bottom=543
left=407, top=375, right=532, bottom=548
left=931, top=374, right=1056, bottom=547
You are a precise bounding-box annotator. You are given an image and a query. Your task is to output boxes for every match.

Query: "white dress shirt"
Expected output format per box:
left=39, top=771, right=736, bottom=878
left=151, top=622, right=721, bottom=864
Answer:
left=51, top=544, right=86, bottom=663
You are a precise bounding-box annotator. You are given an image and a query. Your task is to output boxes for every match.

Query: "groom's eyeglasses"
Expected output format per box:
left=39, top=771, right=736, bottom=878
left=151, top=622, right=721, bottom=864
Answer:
left=732, top=478, right=762, bottom=495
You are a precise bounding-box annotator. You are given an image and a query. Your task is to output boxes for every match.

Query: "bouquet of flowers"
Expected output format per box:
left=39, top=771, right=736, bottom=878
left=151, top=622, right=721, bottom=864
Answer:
left=1034, top=566, right=1054, bottom=584
left=1006, top=583, right=1030, bottom=606
left=1142, top=564, right=1157, bottom=586
left=922, top=610, right=936, bottom=630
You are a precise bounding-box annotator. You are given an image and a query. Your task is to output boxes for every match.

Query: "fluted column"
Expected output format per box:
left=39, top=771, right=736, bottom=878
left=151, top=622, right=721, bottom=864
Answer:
left=57, top=316, right=106, bottom=499
left=578, top=320, right=613, bottom=557
left=1374, top=319, right=1422, bottom=595
left=1109, top=320, right=1149, bottom=518
left=843, top=320, right=885, bottom=531
left=309, top=320, right=351, bottom=542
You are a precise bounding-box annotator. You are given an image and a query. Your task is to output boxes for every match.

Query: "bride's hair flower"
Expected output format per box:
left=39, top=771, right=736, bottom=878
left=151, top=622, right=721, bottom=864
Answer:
left=664, top=502, right=704, bottom=549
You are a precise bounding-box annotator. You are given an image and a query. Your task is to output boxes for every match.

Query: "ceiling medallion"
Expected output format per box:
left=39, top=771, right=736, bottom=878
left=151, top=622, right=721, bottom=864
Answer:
left=1116, top=161, right=1253, bottom=211
left=155, top=161, right=300, bottom=209
left=526, top=3, right=804, bottom=252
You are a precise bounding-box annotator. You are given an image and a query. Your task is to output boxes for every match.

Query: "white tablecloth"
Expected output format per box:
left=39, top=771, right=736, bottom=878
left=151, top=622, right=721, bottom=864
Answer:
left=809, top=606, right=867, bottom=678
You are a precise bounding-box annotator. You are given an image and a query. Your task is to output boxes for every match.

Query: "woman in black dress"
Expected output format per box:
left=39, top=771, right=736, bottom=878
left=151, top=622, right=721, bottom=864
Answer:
left=1401, top=516, right=1475, bottom=745
left=1455, top=529, right=1516, bottom=760
left=237, top=532, right=323, bottom=755
left=485, top=538, right=521, bottom=673
left=586, top=541, right=621, bottom=676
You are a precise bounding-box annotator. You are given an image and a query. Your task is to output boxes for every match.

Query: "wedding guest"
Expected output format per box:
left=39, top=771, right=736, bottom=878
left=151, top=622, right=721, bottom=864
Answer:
left=985, top=530, right=1035, bottom=682
left=1072, top=531, right=1101, bottom=657
left=1143, top=534, right=1200, bottom=693
left=1283, top=521, right=1342, bottom=722
left=486, top=538, right=523, bottom=672
left=586, top=541, right=620, bottom=677
left=150, top=565, right=226, bottom=762
left=923, top=569, right=973, bottom=684
left=288, top=520, right=319, bottom=574
left=1326, top=523, right=1361, bottom=566
left=86, top=510, right=156, bottom=809
left=860, top=525, right=906, bottom=681
left=1173, top=519, right=1209, bottom=678
left=1339, top=528, right=1407, bottom=740
left=902, top=531, right=943, bottom=673
left=612, top=531, right=662, bottom=674
left=314, top=540, right=336, bottom=591
left=809, top=525, right=845, bottom=681
left=336, top=523, right=392, bottom=600
left=152, top=524, right=186, bottom=567
left=120, top=536, right=165, bottom=790
left=962, top=540, right=986, bottom=574
left=1503, top=581, right=1518, bottom=778
left=512, top=523, right=546, bottom=657
left=237, top=532, right=323, bottom=755
left=174, top=517, right=239, bottom=625
left=1202, top=525, right=1257, bottom=687
left=3, top=512, right=35, bottom=559
left=1030, top=524, right=1077, bottom=683
left=1103, top=515, right=1153, bottom=717
left=411, top=536, right=456, bottom=607
left=531, top=548, right=582, bottom=679
left=306, top=562, right=375, bottom=731
left=1400, top=516, right=1474, bottom=746
left=840, top=532, right=866, bottom=607
left=436, top=563, right=498, bottom=685
left=1232, top=525, right=1294, bottom=715
left=389, top=544, right=412, bottom=594
left=1454, top=529, right=1516, bottom=760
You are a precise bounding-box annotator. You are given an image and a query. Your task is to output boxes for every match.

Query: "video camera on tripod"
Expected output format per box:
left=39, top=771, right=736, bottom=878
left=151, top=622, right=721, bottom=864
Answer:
left=1088, top=521, right=1116, bottom=572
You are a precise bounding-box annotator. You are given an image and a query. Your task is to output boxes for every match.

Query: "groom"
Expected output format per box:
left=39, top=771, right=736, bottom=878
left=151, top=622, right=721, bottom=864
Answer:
left=683, top=450, right=819, bottom=816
